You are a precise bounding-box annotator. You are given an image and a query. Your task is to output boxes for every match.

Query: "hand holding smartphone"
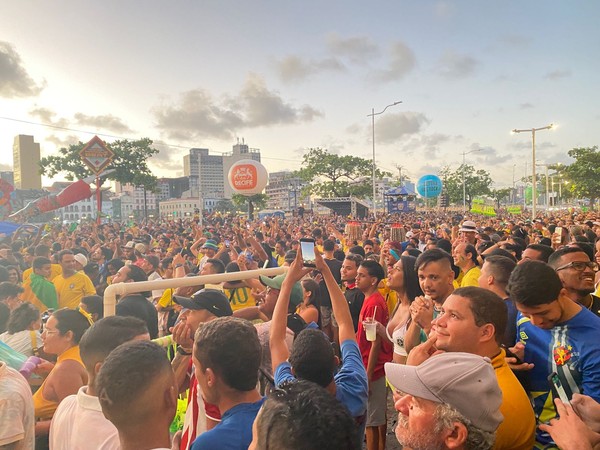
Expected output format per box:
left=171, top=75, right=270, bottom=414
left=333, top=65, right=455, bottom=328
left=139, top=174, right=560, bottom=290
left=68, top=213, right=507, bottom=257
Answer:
left=299, top=237, right=316, bottom=267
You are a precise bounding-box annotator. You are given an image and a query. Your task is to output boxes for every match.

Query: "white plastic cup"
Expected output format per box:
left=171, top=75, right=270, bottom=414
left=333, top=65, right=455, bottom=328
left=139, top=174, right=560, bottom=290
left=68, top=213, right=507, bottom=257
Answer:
left=363, top=319, right=377, bottom=341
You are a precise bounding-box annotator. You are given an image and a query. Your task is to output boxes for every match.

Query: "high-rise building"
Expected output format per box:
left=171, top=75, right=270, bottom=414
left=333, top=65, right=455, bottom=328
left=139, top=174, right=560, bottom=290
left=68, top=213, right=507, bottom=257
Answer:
left=223, top=140, right=261, bottom=198
left=13, top=135, right=42, bottom=189
left=183, top=141, right=261, bottom=200
left=183, top=148, right=223, bottom=198
left=265, top=171, right=308, bottom=212
left=157, top=177, right=190, bottom=201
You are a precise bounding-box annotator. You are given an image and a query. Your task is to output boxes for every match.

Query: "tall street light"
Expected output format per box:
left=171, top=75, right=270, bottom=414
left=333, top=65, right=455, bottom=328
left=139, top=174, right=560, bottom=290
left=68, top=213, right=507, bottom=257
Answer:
left=368, top=101, right=402, bottom=214
left=461, top=148, right=482, bottom=212
left=512, top=124, right=554, bottom=218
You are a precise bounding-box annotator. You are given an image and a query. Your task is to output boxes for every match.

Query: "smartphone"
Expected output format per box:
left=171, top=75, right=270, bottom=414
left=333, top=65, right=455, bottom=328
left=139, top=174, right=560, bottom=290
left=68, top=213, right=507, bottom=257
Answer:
left=548, top=372, right=573, bottom=405
left=225, top=239, right=230, bottom=248
left=554, top=227, right=563, bottom=244
left=300, top=238, right=316, bottom=267
left=501, top=344, right=524, bottom=365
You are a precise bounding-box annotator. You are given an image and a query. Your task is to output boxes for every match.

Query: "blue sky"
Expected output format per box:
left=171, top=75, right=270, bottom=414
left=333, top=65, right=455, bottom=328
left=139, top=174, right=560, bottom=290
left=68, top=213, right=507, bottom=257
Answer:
left=1, top=1, right=599, bottom=188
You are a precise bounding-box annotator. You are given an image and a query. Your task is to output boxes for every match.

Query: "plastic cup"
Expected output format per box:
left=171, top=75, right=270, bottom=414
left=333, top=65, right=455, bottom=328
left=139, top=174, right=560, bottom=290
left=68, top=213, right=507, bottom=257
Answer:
left=363, top=319, right=377, bottom=341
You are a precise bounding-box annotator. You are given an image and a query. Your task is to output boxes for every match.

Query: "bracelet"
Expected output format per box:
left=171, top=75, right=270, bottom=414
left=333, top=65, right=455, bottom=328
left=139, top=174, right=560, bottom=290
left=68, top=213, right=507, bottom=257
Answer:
left=177, top=346, right=192, bottom=356
left=174, top=264, right=184, bottom=269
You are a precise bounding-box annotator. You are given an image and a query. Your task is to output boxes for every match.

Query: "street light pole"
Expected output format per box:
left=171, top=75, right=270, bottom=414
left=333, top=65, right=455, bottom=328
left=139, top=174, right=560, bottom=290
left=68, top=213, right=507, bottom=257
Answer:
left=461, top=148, right=483, bottom=213
left=368, top=101, right=402, bottom=214
left=512, top=124, right=553, bottom=218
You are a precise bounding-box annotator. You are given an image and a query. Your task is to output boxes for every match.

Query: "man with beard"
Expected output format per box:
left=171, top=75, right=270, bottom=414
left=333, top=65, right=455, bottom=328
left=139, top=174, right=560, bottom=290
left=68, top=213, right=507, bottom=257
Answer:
left=548, top=247, right=600, bottom=317
left=385, top=352, right=503, bottom=450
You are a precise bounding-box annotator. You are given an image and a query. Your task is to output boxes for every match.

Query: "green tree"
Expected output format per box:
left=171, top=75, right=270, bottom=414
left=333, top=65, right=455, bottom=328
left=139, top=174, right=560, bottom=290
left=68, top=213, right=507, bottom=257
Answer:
left=490, top=188, right=513, bottom=209
left=565, top=146, right=600, bottom=209
left=296, top=148, right=391, bottom=199
left=214, top=199, right=236, bottom=214
left=232, top=193, right=268, bottom=219
left=39, top=138, right=160, bottom=191
left=440, top=165, right=493, bottom=210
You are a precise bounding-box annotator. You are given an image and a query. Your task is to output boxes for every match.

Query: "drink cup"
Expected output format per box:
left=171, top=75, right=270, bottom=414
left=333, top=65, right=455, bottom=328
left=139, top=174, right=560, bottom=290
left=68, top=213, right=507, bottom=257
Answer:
left=363, top=319, right=377, bottom=342
left=19, top=356, right=41, bottom=379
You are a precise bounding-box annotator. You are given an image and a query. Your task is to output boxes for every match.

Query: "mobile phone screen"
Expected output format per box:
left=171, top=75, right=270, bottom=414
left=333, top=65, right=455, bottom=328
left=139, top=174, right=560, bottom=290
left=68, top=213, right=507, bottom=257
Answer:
left=300, top=239, right=316, bottom=267
left=549, top=372, right=572, bottom=405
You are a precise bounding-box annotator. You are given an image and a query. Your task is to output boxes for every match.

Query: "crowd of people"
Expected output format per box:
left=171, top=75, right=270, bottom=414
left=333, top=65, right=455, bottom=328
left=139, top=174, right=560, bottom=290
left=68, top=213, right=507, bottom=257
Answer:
left=1, top=208, right=600, bottom=449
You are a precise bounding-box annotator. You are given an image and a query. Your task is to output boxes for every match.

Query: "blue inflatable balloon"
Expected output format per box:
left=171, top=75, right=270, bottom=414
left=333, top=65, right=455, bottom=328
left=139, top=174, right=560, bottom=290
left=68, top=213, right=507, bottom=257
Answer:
left=417, top=175, right=443, bottom=198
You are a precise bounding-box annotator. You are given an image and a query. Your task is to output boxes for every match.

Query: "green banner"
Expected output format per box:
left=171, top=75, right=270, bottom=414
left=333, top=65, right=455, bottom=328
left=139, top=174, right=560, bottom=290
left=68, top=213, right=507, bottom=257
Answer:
left=470, top=199, right=496, bottom=216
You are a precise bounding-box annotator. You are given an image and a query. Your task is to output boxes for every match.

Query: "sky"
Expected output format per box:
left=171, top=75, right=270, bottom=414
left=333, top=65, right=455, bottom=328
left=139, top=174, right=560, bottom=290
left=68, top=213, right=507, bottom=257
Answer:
left=1, top=1, right=599, bottom=190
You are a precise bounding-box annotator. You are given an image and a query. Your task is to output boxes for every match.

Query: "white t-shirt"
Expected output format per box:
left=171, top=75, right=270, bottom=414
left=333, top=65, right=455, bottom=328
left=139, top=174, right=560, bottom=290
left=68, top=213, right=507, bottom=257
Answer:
left=0, top=362, right=35, bottom=450
left=49, top=386, right=120, bottom=450
left=148, top=271, right=165, bottom=301
left=0, top=330, right=43, bottom=357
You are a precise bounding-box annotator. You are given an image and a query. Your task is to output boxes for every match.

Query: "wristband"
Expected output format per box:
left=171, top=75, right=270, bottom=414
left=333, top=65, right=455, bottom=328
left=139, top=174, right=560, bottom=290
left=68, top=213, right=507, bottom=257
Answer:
left=177, top=346, right=192, bottom=356
left=174, top=264, right=184, bottom=269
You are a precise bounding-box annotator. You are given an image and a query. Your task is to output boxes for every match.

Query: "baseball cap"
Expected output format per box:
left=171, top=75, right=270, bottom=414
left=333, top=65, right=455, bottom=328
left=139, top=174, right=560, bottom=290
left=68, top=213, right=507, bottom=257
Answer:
left=459, top=220, right=477, bottom=233
left=134, top=243, right=147, bottom=253
left=202, top=239, right=219, bottom=251
left=259, top=274, right=303, bottom=307
left=122, top=241, right=135, bottom=249
left=384, top=352, right=503, bottom=433
left=173, top=289, right=233, bottom=317
left=74, top=254, right=88, bottom=267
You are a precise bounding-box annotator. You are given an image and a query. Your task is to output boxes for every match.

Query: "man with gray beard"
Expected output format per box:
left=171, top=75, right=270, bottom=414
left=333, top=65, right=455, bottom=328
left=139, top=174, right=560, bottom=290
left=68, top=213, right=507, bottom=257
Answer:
left=385, top=352, right=503, bottom=450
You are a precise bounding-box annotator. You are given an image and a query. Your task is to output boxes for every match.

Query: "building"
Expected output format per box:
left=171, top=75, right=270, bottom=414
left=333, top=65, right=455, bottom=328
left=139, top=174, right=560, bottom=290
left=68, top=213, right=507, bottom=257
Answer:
left=159, top=197, right=201, bottom=220
left=265, top=171, right=308, bottom=212
left=157, top=177, right=190, bottom=201
left=0, top=171, right=14, bottom=186
left=183, top=140, right=262, bottom=200
left=13, top=135, right=42, bottom=190
left=114, top=183, right=159, bottom=219
left=47, top=182, right=113, bottom=223
left=183, top=148, right=224, bottom=199
left=222, top=140, right=261, bottom=198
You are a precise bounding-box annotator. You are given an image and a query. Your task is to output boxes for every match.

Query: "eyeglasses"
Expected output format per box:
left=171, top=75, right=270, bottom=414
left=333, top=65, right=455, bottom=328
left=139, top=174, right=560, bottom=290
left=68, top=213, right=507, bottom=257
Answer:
left=555, top=261, right=599, bottom=272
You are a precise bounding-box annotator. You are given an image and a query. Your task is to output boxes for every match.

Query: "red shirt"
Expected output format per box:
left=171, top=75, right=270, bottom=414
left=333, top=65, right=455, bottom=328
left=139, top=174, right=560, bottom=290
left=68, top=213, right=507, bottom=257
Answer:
left=356, top=291, right=393, bottom=381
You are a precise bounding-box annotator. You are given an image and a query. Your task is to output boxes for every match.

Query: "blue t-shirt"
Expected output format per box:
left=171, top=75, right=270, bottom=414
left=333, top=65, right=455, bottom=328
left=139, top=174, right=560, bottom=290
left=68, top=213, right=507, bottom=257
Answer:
left=190, top=398, right=265, bottom=450
left=517, top=306, right=600, bottom=447
left=274, top=339, right=368, bottom=418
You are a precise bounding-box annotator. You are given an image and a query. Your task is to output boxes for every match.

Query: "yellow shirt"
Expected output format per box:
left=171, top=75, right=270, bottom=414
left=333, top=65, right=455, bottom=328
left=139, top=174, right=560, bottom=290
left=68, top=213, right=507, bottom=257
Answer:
left=53, top=272, right=96, bottom=309
left=33, top=345, right=84, bottom=420
left=378, top=278, right=398, bottom=315
left=492, top=350, right=536, bottom=450
left=22, top=264, right=62, bottom=282
left=157, top=289, right=176, bottom=309
left=223, top=286, right=256, bottom=311
left=460, top=266, right=481, bottom=287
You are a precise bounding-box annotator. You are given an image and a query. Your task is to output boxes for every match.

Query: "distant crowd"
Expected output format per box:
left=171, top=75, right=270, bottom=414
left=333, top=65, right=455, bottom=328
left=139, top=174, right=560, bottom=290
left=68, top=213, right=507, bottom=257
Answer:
left=2, top=208, right=600, bottom=450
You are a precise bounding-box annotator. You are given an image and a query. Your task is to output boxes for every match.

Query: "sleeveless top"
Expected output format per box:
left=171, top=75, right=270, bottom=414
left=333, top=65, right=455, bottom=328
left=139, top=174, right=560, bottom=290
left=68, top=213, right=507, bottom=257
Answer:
left=386, top=321, right=409, bottom=356
left=33, top=345, right=84, bottom=420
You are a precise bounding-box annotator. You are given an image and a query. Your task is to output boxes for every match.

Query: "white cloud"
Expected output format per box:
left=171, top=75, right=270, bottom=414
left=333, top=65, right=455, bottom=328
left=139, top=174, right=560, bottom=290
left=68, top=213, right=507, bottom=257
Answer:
left=152, top=73, right=323, bottom=141
left=74, top=113, right=134, bottom=134
left=326, top=33, right=379, bottom=64
left=275, top=55, right=344, bottom=83
left=436, top=50, right=479, bottom=79
left=375, top=111, right=431, bottom=144
left=0, top=41, right=44, bottom=98
left=373, top=42, right=417, bottom=82
left=544, top=69, right=572, bottom=80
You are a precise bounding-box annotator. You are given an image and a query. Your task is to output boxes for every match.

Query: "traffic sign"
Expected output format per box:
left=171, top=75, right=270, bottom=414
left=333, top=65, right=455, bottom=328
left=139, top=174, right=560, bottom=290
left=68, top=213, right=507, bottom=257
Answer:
left=79, top=136, right=115, bottom=174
